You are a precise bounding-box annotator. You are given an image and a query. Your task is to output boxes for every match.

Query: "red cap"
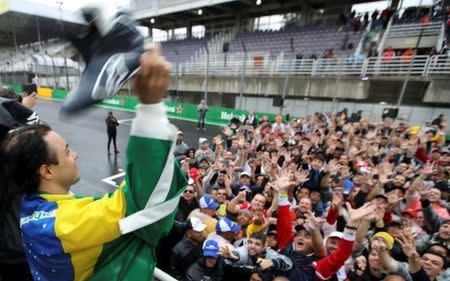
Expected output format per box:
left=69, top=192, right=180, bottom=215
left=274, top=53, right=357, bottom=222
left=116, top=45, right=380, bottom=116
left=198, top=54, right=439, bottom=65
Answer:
left=189, top=167, right=199, bottom=181
left=401, top=208, right=417, bottom=217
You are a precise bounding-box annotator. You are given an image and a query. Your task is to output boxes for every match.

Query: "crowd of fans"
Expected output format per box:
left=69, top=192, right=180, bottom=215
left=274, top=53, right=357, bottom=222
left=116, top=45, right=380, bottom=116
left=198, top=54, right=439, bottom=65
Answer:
left=157, top=109, right=450, bottom=281
left=0, top=59, right=449, bottom=281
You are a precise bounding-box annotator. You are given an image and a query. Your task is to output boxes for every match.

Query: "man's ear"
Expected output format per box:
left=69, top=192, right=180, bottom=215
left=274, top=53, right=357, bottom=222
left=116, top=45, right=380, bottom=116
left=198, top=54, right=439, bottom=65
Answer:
left=38, top=164, right=53, bottom=180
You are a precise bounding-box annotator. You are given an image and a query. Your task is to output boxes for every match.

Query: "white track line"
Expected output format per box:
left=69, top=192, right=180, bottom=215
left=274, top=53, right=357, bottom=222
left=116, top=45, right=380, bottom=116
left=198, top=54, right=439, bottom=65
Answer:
left=102, top=171, right=126, bottom=187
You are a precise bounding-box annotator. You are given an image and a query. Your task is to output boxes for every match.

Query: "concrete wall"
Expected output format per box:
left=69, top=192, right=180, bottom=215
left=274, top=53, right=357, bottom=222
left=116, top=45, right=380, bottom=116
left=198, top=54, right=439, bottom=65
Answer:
left=170, top=75, right=450, bottom=106
left=236, top=96, right=450, bottom=126
left=385, top=36, right=439, bottom=49
left=423, top=80, right=450, bottom=104
left=170, top=76, right=370, bottom=99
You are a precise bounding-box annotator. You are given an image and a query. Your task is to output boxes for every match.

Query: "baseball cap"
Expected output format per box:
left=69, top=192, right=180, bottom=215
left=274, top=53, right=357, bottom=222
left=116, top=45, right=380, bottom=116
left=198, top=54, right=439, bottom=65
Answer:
left=203, top=240, right=219, bottom=258
left=177, top=131, right=183, bottom=135
left=216, top=218, right=241, bottom=233
left=239, top=185, right=251, bottom=193
left=240, top=171, right=251, bottom=178
left=238, top=209, right=253, bottom=218
left=386, top=220, right=403, bottom=227
left=186, top=217, right=207, bottom=232
left=189, top=167, right=200, bottom=181
left=327, top=231, right=343, bottom=240
left=401, top=208, right=417, bottom=217
left=197, top=156, right=209, bottom=164
left=267, top=224, right=277, bottom=236
left=199, top=137, right=208, bottom=145
left=199, top=195, right=219, bottom=210
left=294, top=224, right=311, bottom=235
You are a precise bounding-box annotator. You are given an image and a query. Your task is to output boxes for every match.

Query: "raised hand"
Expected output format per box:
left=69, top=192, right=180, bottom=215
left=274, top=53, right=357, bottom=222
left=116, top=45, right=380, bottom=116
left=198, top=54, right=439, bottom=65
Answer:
left=22, top=91, right=38, bottom=109
left=346, top=202, right=377, bottom=226
left=378, top=173, right=392, bottom=185
left=395, top=230, right=417, bottom=258
left=237, top=191, right=247, bottom=202
left=304, top=210, right=325, bottom=232
left=257, top=258, right=274, bottom=270
left=326, top=159, right=341, bottom=174
left=331, top=191, right=344, bottom=210
left=135, top=44, right=171, bottom=104
left=371, top=237, right=387, bottom=252
left=219, top=244, right=238, bottom=260
left=238, top=137, right=246, bottom=150
left=295, top=169, right=310, bottom=184
left=387, top=191, right=402, bottom=206
left=273, top=169, right=295, bottom=193
left=421, top=161, right=435, bottom=177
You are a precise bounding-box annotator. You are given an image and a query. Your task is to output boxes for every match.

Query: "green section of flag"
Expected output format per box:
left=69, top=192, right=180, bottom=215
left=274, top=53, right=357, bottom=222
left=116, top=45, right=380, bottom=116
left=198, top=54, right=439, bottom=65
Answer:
left=90, top=136, right=186, bottom=281
left=90, top=234, right=157, bottom=281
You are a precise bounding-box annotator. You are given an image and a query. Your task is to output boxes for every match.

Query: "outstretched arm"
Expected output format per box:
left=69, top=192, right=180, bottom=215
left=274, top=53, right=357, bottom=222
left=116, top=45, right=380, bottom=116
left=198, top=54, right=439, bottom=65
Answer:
left=313, top=203, right=376, bottom=280
left=118, top=45, right=187, bottom=241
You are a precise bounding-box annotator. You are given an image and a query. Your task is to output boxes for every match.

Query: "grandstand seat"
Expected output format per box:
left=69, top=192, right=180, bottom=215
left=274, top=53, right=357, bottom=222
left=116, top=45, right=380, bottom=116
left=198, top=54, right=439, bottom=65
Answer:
left=228, top=24, right=363, bottom=60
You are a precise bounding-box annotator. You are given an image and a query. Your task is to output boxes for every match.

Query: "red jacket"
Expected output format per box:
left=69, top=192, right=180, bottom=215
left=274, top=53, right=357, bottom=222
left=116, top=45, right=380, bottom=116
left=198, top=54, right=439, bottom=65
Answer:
left=277, top=203, right=355, bottom=280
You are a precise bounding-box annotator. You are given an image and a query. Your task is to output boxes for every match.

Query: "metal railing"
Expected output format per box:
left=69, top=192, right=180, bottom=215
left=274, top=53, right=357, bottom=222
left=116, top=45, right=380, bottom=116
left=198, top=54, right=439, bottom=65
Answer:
left=0, top=55, right=448, bottom=92
left=179, top=55, right=450, bottom=77
left=388, top=22, right=442, bottom=38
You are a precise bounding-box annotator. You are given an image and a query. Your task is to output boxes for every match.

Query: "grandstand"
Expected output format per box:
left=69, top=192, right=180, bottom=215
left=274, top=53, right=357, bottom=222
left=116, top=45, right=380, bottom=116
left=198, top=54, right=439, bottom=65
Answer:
left=229, top=25, right=363, bottom=59
left=160, top=37, right=210, bottom=64
left=0, top=0, right=449, bottom=122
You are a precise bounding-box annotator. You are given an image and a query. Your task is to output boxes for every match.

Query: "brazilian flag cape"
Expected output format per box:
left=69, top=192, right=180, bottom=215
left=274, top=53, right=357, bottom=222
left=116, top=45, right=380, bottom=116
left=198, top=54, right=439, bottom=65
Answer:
left=20, top=103, right=187, bottom=281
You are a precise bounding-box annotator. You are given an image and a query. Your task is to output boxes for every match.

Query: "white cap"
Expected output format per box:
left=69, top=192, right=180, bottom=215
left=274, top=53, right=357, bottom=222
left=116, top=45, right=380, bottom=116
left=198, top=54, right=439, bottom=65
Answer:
left=327, top=231, right=343, bottom=240
left=199, top=138, right=208, bottom=144
left=189, top=217, right=207, bottom=232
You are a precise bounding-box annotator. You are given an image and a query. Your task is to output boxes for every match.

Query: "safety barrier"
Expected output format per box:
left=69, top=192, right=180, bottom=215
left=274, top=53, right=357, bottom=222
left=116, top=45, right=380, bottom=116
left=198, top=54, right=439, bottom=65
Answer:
left=180, top=55, right=450, bottom=77
left=2, top=85, right=287, bottom=126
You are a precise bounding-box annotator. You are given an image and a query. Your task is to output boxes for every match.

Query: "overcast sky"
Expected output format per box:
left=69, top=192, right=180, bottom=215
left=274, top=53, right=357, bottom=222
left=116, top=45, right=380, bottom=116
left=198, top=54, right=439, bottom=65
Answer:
left=30, top=0, right=436, bottom=12
left=28, top=0, right=130, bottom=11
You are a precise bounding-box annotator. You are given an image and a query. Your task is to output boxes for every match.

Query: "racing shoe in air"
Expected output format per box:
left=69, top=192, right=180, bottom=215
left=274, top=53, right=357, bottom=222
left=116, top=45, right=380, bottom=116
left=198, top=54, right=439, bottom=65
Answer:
left=61, top=11, right=144, bottom=114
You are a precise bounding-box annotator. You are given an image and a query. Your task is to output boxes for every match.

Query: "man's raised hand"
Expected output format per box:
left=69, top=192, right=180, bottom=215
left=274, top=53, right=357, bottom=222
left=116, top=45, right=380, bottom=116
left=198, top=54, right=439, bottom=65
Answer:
left=135, top=44, right=172, bottom=104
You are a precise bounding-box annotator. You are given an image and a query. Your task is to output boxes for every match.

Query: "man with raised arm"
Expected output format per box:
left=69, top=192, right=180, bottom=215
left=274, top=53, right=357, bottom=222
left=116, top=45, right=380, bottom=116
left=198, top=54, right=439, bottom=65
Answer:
left=274, top=170, right=377, bottom=280
left=0, top=45, right=186, bottom=281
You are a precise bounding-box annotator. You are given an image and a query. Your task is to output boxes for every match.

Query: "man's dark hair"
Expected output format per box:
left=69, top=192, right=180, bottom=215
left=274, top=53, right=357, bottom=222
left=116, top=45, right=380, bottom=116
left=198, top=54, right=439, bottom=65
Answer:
left=0, top=124, right=58, bottom=213
left=429, top=243, right=448, bottom=256
left=250, top=232, right=266, bottom=245
left=313, top=154, right=326, bottom=163
left=0, top=88, right=22, bottom=102
left=423, top=250, right=447, bottom=269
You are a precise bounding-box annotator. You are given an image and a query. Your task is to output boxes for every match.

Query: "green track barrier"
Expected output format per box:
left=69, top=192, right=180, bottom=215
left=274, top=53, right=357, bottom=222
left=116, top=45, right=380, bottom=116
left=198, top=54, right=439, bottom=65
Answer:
left=3, top=83, right=23, bottom=94
left=47, top=89, right=286, bottom=126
